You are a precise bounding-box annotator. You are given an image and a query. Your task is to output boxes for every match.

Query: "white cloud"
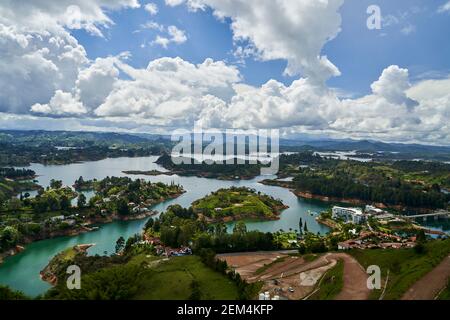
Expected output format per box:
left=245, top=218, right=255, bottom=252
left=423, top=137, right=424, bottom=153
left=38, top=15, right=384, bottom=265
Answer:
left=0, top=24, right=88, bottom=114
left=0, top=0, right=140, bottom=36
left=31, top=90, right=87, bottom=116
left=0, top=0, right=139, bottom=115
left=438, top=1, right=450, bottom=13
left=166, top=0, right=344, bottom=83
left=144, top=3, right=159, bottom=15
left=1, top=0, right=450, bottom=145
left=400, top=24, right=416, bottom=35
left=93, top=57, right=241, bottom=127
left=152, top=25, right=187, bottom=48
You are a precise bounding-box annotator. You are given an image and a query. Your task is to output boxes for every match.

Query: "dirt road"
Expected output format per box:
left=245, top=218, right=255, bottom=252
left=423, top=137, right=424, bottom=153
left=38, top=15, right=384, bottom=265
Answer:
left=218, top=251, right=370, bottom=300
left=327, top=253, right=370, bottom=300
left=402, top=255, right=450, bottom=300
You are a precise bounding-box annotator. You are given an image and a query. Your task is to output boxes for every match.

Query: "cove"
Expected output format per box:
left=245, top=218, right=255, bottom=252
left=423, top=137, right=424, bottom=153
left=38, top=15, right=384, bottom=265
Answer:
left=1, top=157, right=330, bottom=297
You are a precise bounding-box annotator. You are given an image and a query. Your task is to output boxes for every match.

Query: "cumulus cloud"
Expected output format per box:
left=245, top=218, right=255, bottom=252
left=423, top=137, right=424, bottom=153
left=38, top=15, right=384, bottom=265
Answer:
left=166, top=0, right=344, bottom=83
left=0, top=24, right=88, bottom=114
left=94, top=57, right=241, bottom=126
left=0, top=0, right=140, bottom=36
left=31, top=90, right=87, bottom=116
left=1, top=0, right=449, bottom=145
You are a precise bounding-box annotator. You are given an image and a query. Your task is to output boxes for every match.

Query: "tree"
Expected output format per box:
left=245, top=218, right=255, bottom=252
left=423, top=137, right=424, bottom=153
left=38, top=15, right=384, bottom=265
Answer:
left=233, top=221, right=247, bottom=235
left=117, top=199, right=130, bottom=216
left=77, top=193, right=87, bottom=208
left=50, top=179, right=63, bottom=189
left=60, top=195, right=71, bottom=211
left=304, top=221, right=308, bottom=233
left=299, top=217, right=303, bottom=235
left=115, top=237, right=125, bottom=254
left=145, top=218, right=154, bottom=231
left=8, top=198, right=22, bottom=213
left=0, top=226, right=20, bottom=249
left=215, top=222, right=228, bottom=236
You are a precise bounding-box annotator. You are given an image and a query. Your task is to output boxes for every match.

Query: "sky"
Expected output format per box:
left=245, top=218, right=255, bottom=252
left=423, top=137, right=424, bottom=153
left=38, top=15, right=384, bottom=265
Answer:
left=0, top=0, right=449, bottom=145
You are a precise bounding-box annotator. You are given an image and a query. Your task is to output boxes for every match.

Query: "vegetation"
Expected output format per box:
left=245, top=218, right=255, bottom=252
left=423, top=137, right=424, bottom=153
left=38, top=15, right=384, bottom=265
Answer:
left=0, top=177, right=184, bottom=255
left=192, top=187, right=287, bottom=222
left=144, top=203, right=281, bottom=253
left=438, top=279, right=450, bottom=300
left=272, top=152, right=450, bottom=211
left=309, top=260, right=344, bottom=300
left=350, top=238, right=450, bottom=300
left=0, top=286, right=28, bottom=300
left=0, top=130, right=171, bottom=167
left=156, top=153, right=262, bottom=180
left=45, top=253, right=242, bottom=300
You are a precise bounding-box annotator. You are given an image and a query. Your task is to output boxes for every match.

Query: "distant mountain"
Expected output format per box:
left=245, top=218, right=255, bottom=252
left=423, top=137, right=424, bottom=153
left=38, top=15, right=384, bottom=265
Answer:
left=281, top=138, right=450, bottom=153
left=0, top=130, right=151, bottom=145
left=1, top=129, right=449, bottom=160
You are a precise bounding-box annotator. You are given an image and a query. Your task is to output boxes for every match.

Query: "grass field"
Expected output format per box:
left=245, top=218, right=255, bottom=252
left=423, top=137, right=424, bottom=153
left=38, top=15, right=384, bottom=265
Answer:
left=48, top=254, right=241, bottom=300
left=438, top=280, right=450, bottom=300
left=350, top=239, right=450, bottom=300
left=309, top=260, right=344, bottom=300
left=129, top=255, right=240, bottom=300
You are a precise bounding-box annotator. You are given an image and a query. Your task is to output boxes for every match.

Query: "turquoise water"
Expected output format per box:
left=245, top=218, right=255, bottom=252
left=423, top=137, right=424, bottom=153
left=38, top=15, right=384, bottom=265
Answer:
left=0, top=157, right=330, bottom=297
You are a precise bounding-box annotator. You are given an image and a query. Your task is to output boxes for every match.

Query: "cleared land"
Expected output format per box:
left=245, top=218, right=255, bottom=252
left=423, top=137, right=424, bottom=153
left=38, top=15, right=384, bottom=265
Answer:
left=217, top=251, right=369, bottom=300
left=401, top=255, right=450, bottom=300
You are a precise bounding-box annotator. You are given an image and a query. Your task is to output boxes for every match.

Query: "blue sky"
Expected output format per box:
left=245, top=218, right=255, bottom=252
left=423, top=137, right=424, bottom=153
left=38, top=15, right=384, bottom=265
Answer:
left=73, top=0, right=450, bottom=97
left=0, top=0, right=449, bottom=145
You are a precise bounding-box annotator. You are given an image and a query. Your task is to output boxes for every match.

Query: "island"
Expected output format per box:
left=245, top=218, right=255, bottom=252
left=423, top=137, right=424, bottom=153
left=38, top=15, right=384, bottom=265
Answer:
left=192, top=187, right=288, bottom=223
left=129, top=153, right=265, bottom=180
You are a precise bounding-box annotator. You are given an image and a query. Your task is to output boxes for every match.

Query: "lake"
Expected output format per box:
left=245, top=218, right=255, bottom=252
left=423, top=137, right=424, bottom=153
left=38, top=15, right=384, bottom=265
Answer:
left=1, top=156, right=331, bottom=297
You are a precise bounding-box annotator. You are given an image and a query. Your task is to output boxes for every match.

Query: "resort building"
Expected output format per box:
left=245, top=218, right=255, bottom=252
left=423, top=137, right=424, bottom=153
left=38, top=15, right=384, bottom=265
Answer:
left=365, top=205, right=386, bottom=215
left=332, top=206, right=366, bottom=224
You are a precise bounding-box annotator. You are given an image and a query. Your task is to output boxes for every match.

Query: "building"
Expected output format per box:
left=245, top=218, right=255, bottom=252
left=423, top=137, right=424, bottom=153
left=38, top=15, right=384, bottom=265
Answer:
left=365, top=205, right=386, bottom=215
left=50, top=215, right=65, bottom=222
left=332, top=206, right=366, bottom=224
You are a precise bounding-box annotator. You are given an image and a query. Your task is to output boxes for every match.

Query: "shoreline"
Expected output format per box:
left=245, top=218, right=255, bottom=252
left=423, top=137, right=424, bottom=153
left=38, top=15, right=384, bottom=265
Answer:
left=123, top=169, right=258, bottom=181
left=260, top=179, right=436, bottom=213
left=0, top=192, right=184, bottom=266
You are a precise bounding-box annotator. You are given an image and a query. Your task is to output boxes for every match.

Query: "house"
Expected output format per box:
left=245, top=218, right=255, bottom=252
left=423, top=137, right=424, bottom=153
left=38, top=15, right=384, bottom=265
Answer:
left=65, top=219, right=77, bottom=226
left=332, top=206, right=366, bottom=224
left=338, top=241, right=353, bottom=250
left=50, top=215, right=65, bottom=222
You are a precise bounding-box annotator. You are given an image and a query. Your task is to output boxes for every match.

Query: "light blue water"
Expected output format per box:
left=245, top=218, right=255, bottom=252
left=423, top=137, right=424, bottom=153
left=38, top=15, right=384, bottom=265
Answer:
left=0, top=157, right=330, bottom=297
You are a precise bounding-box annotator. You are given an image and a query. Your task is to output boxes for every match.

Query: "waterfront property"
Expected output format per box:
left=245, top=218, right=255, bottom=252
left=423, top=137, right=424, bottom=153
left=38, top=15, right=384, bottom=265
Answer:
left=332, top=206, right=366, bottom=225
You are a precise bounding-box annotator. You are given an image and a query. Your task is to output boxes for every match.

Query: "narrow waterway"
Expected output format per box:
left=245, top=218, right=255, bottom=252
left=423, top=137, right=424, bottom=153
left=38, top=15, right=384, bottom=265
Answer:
left=1, top=156, right=330, bottom=297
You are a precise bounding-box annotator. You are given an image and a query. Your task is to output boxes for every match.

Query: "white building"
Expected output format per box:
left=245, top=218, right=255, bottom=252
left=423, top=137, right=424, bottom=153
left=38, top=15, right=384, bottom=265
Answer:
left=332, top=206, right=366, bottom=224
left=365, top=205, right=385, bottom=215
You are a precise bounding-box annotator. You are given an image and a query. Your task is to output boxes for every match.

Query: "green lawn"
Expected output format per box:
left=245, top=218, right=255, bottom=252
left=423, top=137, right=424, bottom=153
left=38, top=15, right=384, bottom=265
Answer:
left=350, top=239, right=450, bottom=300
left=309, top=260, right=344, bottom=300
